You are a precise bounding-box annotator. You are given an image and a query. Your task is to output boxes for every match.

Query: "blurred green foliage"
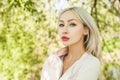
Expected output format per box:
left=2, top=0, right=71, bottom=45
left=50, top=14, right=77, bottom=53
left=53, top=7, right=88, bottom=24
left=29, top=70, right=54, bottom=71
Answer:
left=0, top=0, right=120, bottom=80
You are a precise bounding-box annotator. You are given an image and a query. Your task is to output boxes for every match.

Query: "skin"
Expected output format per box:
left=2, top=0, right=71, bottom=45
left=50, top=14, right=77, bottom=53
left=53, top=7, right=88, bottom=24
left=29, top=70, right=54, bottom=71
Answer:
left=58, top=10, right=88, bottom=75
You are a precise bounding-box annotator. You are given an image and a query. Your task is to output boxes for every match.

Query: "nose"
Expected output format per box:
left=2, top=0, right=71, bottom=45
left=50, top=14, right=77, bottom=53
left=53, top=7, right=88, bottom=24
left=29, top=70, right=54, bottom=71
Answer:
left=62, top=27, right=68, bottom=34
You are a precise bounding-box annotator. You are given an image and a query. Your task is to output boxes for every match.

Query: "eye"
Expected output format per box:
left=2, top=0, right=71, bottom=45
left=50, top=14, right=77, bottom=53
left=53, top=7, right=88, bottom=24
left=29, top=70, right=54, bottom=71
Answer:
left=59, top=23, right=64, bottom=27
left=69, top=23, right=76, bottom=27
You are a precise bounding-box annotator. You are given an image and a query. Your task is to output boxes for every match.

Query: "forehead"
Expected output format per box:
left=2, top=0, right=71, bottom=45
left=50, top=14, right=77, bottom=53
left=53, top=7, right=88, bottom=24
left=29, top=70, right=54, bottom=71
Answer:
left=59, top=10, right=80, bottom=21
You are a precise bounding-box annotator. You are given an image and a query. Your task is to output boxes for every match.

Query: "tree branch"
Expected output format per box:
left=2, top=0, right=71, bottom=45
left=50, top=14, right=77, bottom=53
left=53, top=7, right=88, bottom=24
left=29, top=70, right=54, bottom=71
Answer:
left=91, top=0, right=100, bottom=28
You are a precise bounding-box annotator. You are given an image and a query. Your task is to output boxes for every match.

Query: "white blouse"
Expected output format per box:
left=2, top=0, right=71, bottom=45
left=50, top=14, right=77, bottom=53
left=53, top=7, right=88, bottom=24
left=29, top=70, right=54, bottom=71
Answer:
left=41, top=49, right=100, bottom=80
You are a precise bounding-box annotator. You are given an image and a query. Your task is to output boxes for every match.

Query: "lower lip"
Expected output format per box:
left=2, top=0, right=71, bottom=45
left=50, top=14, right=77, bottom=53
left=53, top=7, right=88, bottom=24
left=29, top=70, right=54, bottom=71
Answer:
left=62, top=38, right=69, bottom=41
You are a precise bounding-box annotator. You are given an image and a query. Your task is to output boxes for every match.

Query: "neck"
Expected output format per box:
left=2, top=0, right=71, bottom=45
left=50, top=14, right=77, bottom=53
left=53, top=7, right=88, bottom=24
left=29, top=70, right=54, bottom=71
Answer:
left=67, top=40, right=86, bottom=60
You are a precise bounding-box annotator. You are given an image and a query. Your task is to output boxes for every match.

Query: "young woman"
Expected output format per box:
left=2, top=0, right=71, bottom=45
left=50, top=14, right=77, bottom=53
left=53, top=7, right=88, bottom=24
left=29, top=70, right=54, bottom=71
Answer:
left=41, top=7, right=101, bottom=80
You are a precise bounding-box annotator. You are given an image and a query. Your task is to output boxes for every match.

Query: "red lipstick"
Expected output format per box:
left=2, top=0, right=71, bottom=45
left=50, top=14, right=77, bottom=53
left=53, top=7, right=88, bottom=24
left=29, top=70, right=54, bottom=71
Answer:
left=61, top=36, right=70, bottom=41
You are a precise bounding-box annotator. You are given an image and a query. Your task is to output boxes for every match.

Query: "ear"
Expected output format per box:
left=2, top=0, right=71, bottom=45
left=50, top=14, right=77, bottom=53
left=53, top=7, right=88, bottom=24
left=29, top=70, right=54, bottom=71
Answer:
left=84, top=27, right=89, bottom=35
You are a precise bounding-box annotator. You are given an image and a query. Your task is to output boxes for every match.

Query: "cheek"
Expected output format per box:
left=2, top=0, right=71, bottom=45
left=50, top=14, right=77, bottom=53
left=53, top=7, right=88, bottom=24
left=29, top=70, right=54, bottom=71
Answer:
left=58, top=29, right=62, bottom=36
left=70, top=28, right=84, bottom=37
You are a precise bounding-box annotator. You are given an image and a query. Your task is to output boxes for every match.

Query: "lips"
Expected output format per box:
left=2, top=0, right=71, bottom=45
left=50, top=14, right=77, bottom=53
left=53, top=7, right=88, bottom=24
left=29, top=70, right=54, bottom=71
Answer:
left=61, top=36, right=70, bottom=41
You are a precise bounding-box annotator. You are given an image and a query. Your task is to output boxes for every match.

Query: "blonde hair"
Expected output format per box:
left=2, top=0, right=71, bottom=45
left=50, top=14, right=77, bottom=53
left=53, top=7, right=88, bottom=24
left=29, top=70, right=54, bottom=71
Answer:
left=59, top=7, right=102, bottom=60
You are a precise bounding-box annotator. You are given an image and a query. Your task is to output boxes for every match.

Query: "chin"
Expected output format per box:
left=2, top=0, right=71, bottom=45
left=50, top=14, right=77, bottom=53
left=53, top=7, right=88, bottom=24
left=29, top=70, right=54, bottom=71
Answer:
left=62, top=42, right=69, bottom=46
left=62, top=42, right=73, bottom=46
left=63, top=40, right=79, bottom=47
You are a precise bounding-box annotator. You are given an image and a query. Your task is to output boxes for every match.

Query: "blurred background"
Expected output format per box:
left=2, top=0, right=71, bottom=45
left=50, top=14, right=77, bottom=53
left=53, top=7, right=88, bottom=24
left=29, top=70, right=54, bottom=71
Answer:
left=0, top=0, right=120, bottom=80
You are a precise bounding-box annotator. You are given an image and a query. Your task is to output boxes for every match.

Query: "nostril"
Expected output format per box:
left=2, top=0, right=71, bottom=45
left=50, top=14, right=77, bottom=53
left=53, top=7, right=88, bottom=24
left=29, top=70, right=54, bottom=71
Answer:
left=63, top=32, right=68, bottom=34
left=62, top=27, right=68, bottom=34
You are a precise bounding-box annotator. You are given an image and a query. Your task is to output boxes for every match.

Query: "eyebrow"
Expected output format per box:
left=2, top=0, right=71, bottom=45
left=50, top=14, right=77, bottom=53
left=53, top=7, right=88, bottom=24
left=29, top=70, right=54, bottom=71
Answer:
left=59, top=19, right=77, bottom=22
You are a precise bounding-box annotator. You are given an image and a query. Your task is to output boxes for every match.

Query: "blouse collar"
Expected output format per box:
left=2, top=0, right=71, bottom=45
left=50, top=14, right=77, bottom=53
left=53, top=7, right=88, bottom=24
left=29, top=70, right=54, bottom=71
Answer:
left=56, top=47, right=68, bottom=57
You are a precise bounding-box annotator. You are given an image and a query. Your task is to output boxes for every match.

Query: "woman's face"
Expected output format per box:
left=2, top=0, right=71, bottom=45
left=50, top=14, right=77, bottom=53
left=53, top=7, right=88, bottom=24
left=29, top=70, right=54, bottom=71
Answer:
left=58, top=10, right=86, bottom=46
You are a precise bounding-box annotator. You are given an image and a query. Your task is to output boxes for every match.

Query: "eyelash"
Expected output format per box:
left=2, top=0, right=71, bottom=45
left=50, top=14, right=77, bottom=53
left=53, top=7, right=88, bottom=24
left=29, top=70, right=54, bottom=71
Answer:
left=70, top=23, right=76, bottom=27
left=59, top=23, right=76, bottom=27
left=59, top=24, right=64, bottom=27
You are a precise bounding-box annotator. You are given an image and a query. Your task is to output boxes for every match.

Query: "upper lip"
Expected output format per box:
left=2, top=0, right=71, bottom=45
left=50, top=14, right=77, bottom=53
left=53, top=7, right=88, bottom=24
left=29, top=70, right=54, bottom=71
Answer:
left=61, top=36, right=70, bottom=39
